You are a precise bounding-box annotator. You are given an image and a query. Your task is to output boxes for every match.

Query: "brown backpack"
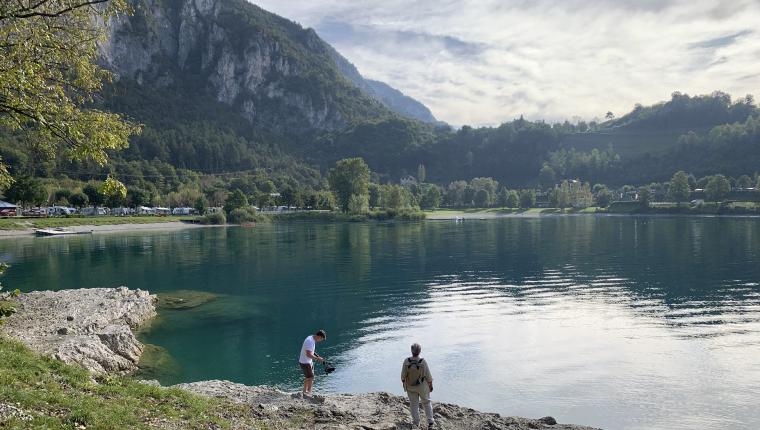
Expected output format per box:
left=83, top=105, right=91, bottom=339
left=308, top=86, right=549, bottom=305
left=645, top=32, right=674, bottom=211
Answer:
left=404, top=357, right=426, bottom=386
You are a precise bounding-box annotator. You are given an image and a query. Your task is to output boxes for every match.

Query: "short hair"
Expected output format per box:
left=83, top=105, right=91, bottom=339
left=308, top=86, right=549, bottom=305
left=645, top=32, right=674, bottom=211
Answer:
left=315, top=329, right=327, bottom=339
left=411, top=343, right=422, bottom=356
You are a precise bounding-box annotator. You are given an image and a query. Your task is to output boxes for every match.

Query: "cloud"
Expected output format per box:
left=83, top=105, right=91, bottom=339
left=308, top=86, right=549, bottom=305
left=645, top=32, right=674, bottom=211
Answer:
left=250, top=0, right=760, bottom=126
left=689, top=30, right=753, bottom=50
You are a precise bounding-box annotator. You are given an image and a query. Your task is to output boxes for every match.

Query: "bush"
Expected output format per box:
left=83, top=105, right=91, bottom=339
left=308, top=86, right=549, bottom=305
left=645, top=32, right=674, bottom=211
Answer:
left=227, top=207, right=257, bottom=224
left=201, top=212, right=226, bottom=225
left=367, top=209, right=426, bottom=221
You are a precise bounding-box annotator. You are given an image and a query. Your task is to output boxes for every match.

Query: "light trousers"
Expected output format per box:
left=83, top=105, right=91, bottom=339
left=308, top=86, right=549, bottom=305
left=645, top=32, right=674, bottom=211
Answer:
left=407, top=386, right=434, bottom=425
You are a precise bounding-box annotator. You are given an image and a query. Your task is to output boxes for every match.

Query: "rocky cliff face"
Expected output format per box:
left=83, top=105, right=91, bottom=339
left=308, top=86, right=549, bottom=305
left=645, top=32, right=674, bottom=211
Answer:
left=98, top=0, right=435, bottom=135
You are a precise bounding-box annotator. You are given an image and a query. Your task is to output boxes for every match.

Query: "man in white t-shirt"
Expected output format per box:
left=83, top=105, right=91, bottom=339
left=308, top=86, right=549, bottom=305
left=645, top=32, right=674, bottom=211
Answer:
left=299, top=329, right=326, bottom=394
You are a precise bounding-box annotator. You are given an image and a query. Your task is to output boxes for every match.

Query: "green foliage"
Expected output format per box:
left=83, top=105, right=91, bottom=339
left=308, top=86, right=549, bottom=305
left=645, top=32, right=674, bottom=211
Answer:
left=417, top=164, right=426, bottom=183
left=539, top=164, right=557, bottom=189
left=194, top=196, right=209, bottom=215
left=347, top=194, right=369, bottom=215
left=201, top=212, right=226, bottom=225
left=593, top=185, right=612, bottom=208
left=668, top=171, right=691, bottom=204
left=83, top=183, right=104, bottom=207
left=550, top=181, right=594, bottom=209
left=638, top=186, right=652, bottom=208
left=4, top=176, right=47, bottom=206
left=52, top=189, right=72, bottom=205
left=705, top=175, right=731, bottom=202
left=0, top=263, right=19, bottom=323
left=519, top=190, right=536, bottom=209
left=101, top=177, right=128, bottom=208
left=506, top=190, right=519, bottom=208
left=224, top=189, right=248, bottom=214
left=328, top=158, right=370, bottom=212
left=0, top=0, right=141, bottom=179
left=608, top=91, right=756, bottom=131
left=68, top=192, right=89, bottom=208
left=0, top=336, right=262, bottom=428
left=227, top=207, right=257, bottom=224
left=419, top=184, right=442, bottom=209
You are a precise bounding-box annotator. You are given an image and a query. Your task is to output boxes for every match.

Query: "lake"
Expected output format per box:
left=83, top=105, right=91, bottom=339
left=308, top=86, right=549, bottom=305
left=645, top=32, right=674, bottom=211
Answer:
left=2, top=217, right=759, bottom=429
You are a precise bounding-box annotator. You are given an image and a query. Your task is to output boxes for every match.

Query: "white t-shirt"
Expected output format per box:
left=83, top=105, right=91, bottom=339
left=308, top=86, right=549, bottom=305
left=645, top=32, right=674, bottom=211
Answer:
left=299, top=335, right=316, bottom=364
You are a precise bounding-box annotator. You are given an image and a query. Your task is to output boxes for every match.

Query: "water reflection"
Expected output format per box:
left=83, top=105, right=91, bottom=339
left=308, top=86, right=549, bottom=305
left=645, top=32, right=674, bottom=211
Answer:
left=1, top=217, right=759, bottom=429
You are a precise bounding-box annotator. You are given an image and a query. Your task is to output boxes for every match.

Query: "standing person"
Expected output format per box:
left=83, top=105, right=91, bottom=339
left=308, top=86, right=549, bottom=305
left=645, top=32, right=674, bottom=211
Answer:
left=401, top=343, right=435, bottom=428
left=299, top=329, right=326, bottom=394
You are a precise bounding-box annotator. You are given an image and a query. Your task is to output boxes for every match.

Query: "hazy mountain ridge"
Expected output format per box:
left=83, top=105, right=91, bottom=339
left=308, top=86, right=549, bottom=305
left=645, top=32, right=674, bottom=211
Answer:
left=324, top=44, right=438, bottom=123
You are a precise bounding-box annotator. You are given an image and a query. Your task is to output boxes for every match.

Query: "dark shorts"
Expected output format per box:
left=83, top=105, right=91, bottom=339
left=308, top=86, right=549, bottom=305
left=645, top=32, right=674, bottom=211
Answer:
left=300, top=362, right=314, bottom=378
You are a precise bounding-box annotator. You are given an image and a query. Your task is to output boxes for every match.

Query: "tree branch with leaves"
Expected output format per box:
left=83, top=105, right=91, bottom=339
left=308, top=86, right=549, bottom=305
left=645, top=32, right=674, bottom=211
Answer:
left=0, top=0, right=140, bottom=189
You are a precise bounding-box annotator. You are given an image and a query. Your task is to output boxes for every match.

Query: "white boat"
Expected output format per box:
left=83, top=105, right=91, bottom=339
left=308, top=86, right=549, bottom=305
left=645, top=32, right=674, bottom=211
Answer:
left=34, top=228, right=91, bottom=236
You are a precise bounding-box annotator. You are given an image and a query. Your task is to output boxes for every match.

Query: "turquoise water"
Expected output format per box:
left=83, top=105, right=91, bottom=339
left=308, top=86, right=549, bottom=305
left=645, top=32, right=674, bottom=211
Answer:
left=2, top=217, right=760, bottom=429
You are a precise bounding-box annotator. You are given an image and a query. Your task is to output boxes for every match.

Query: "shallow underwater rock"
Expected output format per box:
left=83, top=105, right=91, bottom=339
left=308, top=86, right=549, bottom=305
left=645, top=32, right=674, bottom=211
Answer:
left=157, top=290, right=218, bottom=310
left=135, top=343, right=181, bottom=381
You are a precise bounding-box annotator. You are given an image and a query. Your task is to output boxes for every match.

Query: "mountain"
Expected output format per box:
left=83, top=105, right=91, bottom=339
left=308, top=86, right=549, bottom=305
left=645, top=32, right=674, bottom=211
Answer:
left=325, top=46, right=438, bottom=123
left=98, top=0, right=435, bottom=134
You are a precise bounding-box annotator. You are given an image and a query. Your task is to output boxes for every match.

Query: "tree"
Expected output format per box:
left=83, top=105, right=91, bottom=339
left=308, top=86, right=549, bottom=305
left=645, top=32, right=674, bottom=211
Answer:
left=497, top=188, right=509, bottom=207
left=194, top=196, right=209, bottom=215
left=420, top=185, right=441, bottom=209
left=474, top=189, right=490, bottom=208
left=83, top=183, right=103, bottom=207
left=4, top=176, right=47, bottom=206
left=101, top=177, right=127, bottom=207
left=417, top=164, right=426, bottom=183
left=368, top=184, right=382, bottom=209
left=668, top=171, right=691, bottom=205
left=506, top=190, right=519, bottom=208
left=638, top=186, right=651, bottom=208
left=382, top=184, right=408, bottom=209
left=519, top=190, right=536, bottom=209
left=224, top=189, right=248, bottom=214
left=328, top=158, right=371, bottom=212
left=705, top=175, right=731, bottom=202
left=280, top=186, right=302, bottom=208
left=737, top=175, right=753, bottom=190
left=0, top=0, right=141, bottom=187
left=605, top=111, right=615, bottom=120
left=539, top=164, right=557, bottom=189
left=52, top=189, right=72, bottom=205
left=347, top=194, right=369, bottom=214
left=593, top=185, right=612, bottom=208
left=68, top=192, right=88, bottom=208
left=445, top=181, right=468, bottom=207
left=127, top=188, right=150, bottom=208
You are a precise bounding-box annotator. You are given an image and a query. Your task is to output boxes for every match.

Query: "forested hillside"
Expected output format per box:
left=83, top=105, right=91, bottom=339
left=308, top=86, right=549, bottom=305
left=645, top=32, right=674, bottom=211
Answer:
left=0, top=0, right=758, bottom=195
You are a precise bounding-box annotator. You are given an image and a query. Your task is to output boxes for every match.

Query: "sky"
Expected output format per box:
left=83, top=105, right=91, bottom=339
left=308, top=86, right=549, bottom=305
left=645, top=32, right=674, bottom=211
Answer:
left=251, top=0, right=760, bottom=126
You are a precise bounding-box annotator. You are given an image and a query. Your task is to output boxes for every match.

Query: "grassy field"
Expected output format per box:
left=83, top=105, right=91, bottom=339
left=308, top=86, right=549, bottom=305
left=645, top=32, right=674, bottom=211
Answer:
left=0, top=337, right=266, bottom=429
left=0, top=216, right=196, bottom=230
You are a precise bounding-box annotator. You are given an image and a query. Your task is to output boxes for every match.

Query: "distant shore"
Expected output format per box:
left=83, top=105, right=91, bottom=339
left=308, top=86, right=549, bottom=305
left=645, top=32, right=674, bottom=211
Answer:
left=0, top=220, right=208, bottom=238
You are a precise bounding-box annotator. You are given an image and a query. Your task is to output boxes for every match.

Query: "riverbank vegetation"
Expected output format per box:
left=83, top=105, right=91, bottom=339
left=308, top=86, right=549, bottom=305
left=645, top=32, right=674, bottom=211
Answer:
left=0, top=336, right=277, bottom=429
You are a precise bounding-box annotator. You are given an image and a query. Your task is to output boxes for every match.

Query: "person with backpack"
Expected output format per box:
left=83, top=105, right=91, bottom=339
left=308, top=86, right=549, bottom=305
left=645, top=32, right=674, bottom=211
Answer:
left=401, top=343, right=435, bottom=428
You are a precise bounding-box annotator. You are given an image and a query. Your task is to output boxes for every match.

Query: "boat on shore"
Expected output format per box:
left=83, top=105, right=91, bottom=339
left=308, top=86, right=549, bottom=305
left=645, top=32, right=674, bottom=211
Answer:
left=34, top=228, right=92, bottom=237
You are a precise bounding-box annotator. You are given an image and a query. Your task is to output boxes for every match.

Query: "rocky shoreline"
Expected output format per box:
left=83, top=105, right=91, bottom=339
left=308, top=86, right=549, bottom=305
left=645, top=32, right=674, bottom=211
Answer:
left=1, top=287, right=599, bottom=429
